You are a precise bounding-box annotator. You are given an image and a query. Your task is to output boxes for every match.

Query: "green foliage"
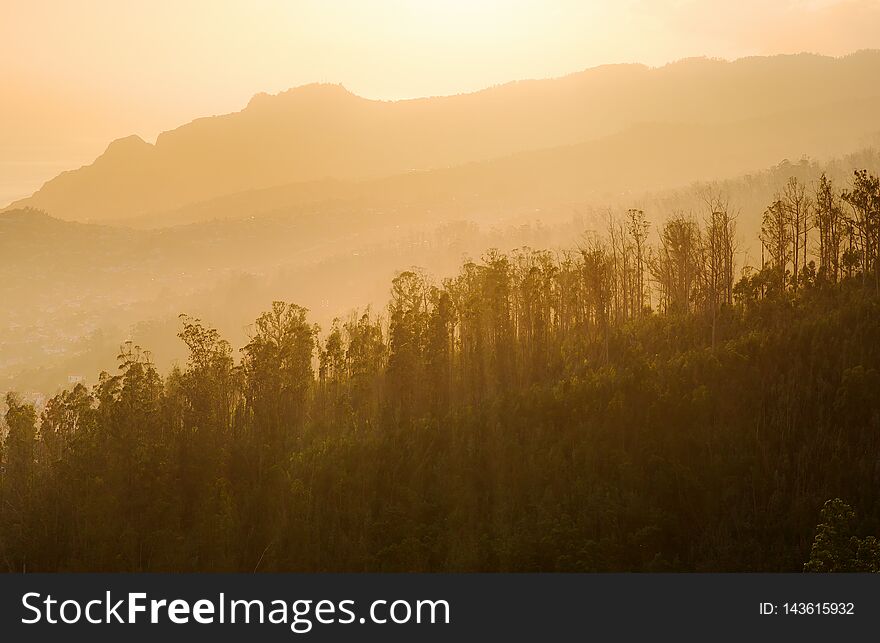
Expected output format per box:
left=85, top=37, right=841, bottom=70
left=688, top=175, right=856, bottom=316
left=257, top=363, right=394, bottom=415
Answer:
left=804, top=499, right=880, bottom=572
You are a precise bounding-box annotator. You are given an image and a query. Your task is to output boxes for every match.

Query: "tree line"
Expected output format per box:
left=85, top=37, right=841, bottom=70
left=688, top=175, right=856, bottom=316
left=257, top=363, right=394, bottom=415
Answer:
left=2, top=170, right=880, bottom=572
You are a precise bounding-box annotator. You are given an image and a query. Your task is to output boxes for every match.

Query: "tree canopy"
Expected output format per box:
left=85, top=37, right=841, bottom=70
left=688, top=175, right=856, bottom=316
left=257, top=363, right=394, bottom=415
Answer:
left=2, top=169, right=880, bottom=572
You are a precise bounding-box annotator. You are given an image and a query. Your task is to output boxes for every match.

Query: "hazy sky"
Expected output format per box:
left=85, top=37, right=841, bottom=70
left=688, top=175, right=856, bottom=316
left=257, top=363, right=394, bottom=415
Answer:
left=2, top=0, right=879, bottom=204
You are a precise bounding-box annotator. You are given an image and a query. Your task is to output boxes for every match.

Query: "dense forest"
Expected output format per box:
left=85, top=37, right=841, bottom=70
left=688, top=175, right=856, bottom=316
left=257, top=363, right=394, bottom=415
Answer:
left=2, top=170, right=880, bottom=572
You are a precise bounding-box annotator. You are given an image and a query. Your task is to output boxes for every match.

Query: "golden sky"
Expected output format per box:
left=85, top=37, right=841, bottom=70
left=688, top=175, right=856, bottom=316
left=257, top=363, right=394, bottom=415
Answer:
left=2, top=0, right=879, bottom=204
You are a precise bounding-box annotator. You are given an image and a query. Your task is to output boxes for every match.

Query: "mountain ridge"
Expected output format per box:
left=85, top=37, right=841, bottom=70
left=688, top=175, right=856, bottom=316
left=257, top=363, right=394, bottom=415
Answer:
left=110, top=94, right=880, bottom=235
left=6, top=50, right=880, bottom=223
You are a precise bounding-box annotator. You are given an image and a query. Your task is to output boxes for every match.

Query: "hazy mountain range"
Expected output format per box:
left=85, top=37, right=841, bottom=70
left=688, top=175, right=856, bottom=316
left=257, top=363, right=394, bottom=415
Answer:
left=6, top=51, right=880, bottom=224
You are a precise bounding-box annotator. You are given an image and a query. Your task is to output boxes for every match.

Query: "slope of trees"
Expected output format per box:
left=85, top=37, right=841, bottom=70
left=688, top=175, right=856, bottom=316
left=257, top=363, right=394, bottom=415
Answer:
left=2, top=170, right=880, bottom=572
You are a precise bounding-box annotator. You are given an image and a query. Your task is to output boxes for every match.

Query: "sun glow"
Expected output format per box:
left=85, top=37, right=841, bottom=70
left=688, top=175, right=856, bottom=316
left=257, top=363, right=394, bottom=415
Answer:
left=1, top=0, right=878, bottom=202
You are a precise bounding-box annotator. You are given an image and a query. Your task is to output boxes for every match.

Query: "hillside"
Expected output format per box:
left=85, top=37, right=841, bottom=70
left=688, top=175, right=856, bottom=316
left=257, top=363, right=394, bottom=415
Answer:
left=7, top=51, right=880, bottom=223
left=4, top=148, right=880, bottom=395
left=4, top=235, right=880, bottom=572
left=127, top=105, right=880, bottom=246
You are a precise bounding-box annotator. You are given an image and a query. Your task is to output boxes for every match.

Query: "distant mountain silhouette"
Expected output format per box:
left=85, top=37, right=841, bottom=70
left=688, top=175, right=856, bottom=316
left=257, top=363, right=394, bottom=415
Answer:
left=6, top=51, right=880, bottom=222
left=129, top=95, right=879, bottom=235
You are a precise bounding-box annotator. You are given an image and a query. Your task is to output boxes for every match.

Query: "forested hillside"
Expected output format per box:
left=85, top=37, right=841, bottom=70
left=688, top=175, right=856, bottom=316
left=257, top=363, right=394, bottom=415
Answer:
left=2, top=170, right=880, bottom=572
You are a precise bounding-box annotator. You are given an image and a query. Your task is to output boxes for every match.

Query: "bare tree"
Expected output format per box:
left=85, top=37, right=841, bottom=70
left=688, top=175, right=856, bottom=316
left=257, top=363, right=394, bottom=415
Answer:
left=761, top=198, right=791, bottom=294
left=703, top=203, right=736, bottom=347
left=651, top=213, right=701, bottom=315
left=625, top=208, right=650, bottom=317
left=813, top=173, right=842, bottom=283
left=781, top=177, right=812, bottom=291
